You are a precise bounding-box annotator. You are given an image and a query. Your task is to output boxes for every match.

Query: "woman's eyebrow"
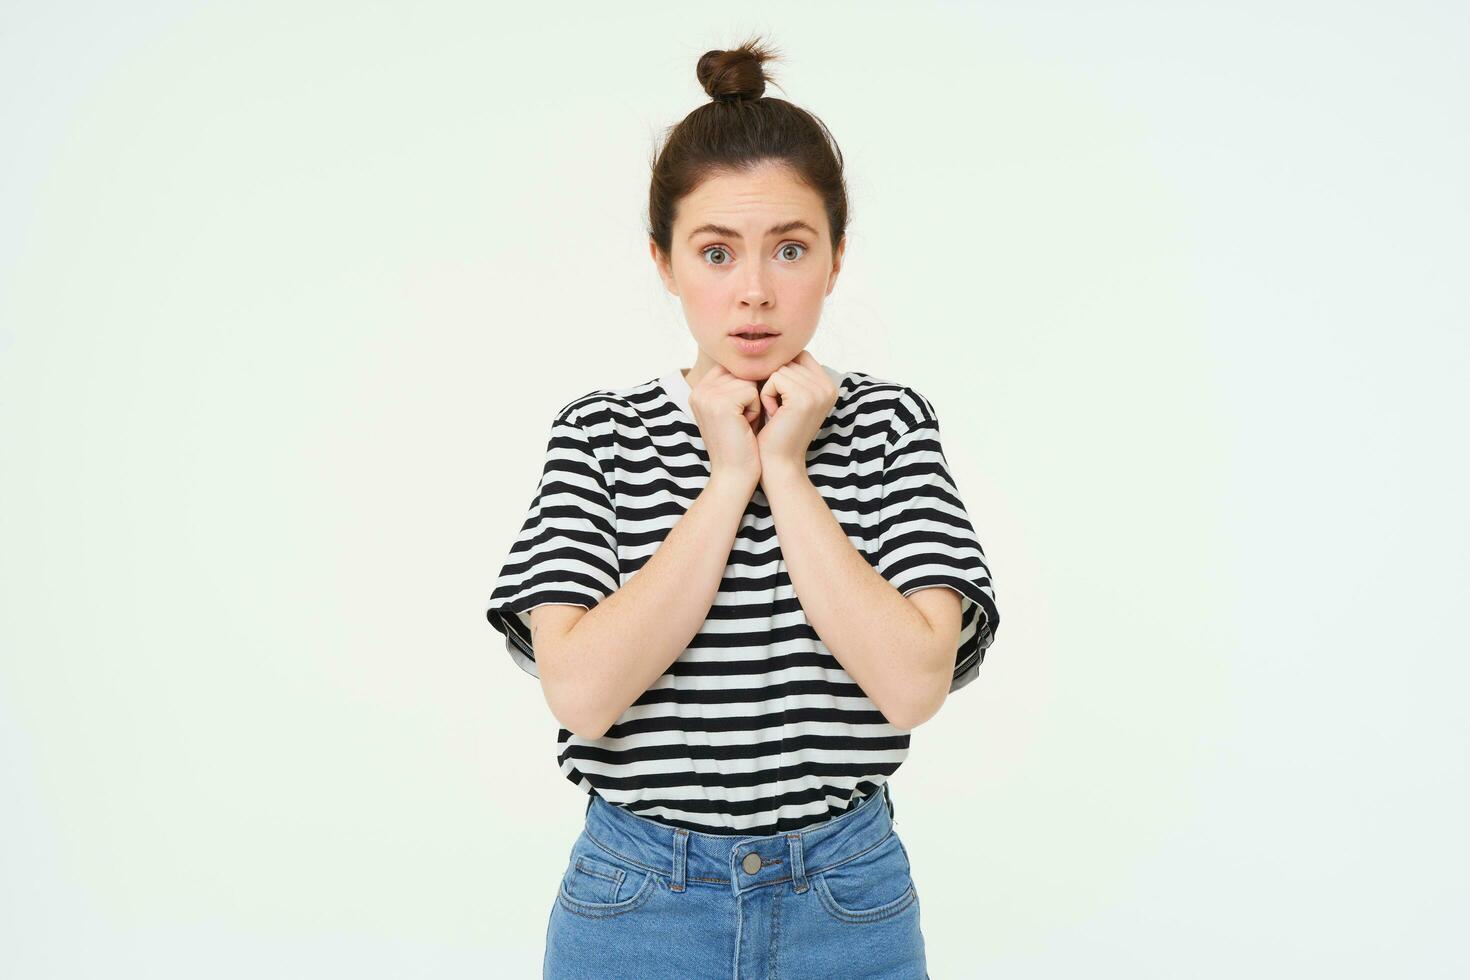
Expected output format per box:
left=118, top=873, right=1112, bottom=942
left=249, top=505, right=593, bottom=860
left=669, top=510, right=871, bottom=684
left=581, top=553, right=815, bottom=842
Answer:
left=686, top=219, right=818, bottom=242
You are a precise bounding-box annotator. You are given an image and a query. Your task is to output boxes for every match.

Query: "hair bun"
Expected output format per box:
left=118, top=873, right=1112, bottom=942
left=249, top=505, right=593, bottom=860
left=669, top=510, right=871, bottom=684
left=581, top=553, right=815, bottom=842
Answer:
left=696, top=36, right=779, bottom=102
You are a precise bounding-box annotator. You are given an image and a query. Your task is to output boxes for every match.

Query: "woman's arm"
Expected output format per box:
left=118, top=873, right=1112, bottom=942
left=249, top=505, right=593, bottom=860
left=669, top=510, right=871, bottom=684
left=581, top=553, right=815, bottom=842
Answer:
left=759, top=460, right=960, bottom=731
left=531, top=470, right=757, bottom=740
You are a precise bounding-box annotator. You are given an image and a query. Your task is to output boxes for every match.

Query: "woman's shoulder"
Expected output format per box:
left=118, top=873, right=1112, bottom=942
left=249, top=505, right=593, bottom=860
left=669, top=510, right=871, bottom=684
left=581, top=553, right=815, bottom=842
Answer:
left=549, top=376, right=661, bottom=427
left=835, top=367, right=937, bottom=433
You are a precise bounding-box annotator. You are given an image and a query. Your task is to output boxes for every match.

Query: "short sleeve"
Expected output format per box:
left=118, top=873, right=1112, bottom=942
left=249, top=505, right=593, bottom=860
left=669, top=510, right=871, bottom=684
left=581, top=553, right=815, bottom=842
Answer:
left=485, top=409, right=619, bottom=678
left=875, top=411, right=1000, bottom=693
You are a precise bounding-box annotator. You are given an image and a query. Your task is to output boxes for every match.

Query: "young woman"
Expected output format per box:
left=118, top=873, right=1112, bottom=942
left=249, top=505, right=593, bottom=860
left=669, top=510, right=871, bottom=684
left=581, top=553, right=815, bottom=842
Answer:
left=486, top=37, right=999, bottom=979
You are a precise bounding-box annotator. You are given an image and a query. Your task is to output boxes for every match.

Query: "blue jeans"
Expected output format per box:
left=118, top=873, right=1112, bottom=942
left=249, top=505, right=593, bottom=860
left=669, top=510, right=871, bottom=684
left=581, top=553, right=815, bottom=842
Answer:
left=543, top=783, right=928, bottom=978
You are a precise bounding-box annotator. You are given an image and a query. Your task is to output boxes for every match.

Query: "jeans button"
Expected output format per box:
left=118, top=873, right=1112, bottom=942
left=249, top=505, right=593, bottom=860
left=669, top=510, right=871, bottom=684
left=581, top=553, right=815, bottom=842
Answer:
left=742, top=852, right=762, bottom=875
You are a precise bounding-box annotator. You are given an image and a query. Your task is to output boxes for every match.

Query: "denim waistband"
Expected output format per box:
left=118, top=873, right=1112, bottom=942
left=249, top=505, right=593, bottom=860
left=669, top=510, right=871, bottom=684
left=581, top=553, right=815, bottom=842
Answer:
left=578, top=784, right=898, bottom=898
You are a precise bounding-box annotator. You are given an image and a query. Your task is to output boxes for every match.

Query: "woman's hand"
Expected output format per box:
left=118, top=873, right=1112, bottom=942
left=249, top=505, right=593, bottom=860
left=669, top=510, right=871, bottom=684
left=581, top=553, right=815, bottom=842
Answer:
left=687, top=363, right=764, bottom=488
left=755, top=350, right=839, bottom=478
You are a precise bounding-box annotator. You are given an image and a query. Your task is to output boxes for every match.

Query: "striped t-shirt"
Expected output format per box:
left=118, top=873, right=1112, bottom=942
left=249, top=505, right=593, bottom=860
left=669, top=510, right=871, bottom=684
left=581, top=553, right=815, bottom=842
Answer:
left=485, top=364, right=999, bottom=836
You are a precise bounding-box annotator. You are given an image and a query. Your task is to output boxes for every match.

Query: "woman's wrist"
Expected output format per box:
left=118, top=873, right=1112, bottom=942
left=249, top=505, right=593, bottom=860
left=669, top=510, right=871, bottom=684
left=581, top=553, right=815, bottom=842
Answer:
left=757, top=457, right=809, bottom=488
left=704, top=467, right=760, bottom=504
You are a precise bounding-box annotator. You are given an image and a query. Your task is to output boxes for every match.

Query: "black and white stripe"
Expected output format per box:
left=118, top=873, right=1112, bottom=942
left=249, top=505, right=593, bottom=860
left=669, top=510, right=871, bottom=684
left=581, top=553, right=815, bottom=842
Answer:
left=486, top=365, right=998, bottom=836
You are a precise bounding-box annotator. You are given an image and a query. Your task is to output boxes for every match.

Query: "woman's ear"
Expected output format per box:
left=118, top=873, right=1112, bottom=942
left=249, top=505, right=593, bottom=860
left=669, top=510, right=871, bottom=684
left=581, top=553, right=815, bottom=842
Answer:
left=649, top=239, right=678, bottom=296
left=825, top=235, right=846, bottom=296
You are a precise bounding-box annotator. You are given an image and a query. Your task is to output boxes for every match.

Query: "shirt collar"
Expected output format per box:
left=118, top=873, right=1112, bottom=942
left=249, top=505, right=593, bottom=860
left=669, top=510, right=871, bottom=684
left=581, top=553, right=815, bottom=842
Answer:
left=661, top=368, right=694, bottom=422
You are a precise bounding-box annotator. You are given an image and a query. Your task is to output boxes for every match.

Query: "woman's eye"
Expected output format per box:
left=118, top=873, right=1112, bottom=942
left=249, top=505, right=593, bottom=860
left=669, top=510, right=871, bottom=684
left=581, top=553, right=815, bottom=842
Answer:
left=701, top=242, right=807, bottom=266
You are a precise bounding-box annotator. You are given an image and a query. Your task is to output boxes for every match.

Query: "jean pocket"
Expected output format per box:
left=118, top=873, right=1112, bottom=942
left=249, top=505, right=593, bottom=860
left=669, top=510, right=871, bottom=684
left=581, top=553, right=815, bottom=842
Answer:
left=557, top=845, right=658, bottom=919
left=812, top=830, right=918, bottom=923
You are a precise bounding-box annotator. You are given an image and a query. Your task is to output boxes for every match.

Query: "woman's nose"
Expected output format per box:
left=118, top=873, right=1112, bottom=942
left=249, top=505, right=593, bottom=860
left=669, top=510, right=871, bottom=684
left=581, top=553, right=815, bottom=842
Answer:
left=741, top=265, right=772, bottom=305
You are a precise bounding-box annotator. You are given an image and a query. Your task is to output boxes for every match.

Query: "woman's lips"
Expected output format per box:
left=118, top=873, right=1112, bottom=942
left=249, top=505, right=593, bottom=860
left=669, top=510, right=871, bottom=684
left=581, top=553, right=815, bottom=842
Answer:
left=731, top=334, right=778, bottom=354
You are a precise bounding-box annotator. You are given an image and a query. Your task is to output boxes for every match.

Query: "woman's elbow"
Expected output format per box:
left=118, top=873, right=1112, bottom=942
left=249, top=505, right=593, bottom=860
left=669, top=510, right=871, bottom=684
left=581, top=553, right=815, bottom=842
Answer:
left=538, top=657, right=609, bottom=740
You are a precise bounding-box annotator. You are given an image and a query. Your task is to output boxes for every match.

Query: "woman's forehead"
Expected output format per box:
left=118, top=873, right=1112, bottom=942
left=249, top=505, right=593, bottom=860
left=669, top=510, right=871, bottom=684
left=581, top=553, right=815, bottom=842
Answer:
left=677, top=172, right=825, bottom=236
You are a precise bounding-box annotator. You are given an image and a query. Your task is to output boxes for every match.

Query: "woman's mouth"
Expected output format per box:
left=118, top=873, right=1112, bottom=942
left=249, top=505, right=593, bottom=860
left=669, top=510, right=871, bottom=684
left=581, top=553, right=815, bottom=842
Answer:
left=731, top=331, right=778, bottom=354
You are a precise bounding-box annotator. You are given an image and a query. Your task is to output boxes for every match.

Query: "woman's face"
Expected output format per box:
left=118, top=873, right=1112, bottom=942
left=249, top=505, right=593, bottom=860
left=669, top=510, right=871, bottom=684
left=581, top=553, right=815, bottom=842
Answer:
left=651, top=160, right=845, bottom=384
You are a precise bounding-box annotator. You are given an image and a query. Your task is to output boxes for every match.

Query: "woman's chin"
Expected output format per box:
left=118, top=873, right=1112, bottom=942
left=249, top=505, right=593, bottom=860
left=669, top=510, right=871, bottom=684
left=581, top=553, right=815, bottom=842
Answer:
left=721, top=359, right=778, bottom=382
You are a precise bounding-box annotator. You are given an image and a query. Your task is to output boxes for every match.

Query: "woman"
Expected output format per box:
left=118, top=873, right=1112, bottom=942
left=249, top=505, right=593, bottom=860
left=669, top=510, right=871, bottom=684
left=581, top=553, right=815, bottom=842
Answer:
left=486, top=36, right=1000, bottom=979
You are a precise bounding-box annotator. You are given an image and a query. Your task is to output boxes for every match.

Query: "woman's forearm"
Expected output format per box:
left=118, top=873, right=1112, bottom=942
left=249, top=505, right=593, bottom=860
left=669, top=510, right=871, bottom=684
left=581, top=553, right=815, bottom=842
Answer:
left=759, top=460, right=951, bottom=730
left=549, top=471, right=757, bottom=739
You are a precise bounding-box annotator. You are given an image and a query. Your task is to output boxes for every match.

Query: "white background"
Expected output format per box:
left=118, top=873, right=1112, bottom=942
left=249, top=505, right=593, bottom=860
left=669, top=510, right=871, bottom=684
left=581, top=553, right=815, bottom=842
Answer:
left=2, top=1, right=1466, bottom=976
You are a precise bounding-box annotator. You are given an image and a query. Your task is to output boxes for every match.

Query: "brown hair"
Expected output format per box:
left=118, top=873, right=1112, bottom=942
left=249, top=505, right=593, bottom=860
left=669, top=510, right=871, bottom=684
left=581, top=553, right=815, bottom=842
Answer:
left=647, top=36, right=850, bottom=262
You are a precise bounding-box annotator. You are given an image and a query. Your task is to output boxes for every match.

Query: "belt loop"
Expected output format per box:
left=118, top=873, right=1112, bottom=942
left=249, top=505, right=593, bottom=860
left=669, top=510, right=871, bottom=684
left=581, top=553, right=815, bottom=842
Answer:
left=885, top=782, right=895, bottom=823
left=786, top=832, right=809, bottom=894
left=671, top=828, right=689, bottom=893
